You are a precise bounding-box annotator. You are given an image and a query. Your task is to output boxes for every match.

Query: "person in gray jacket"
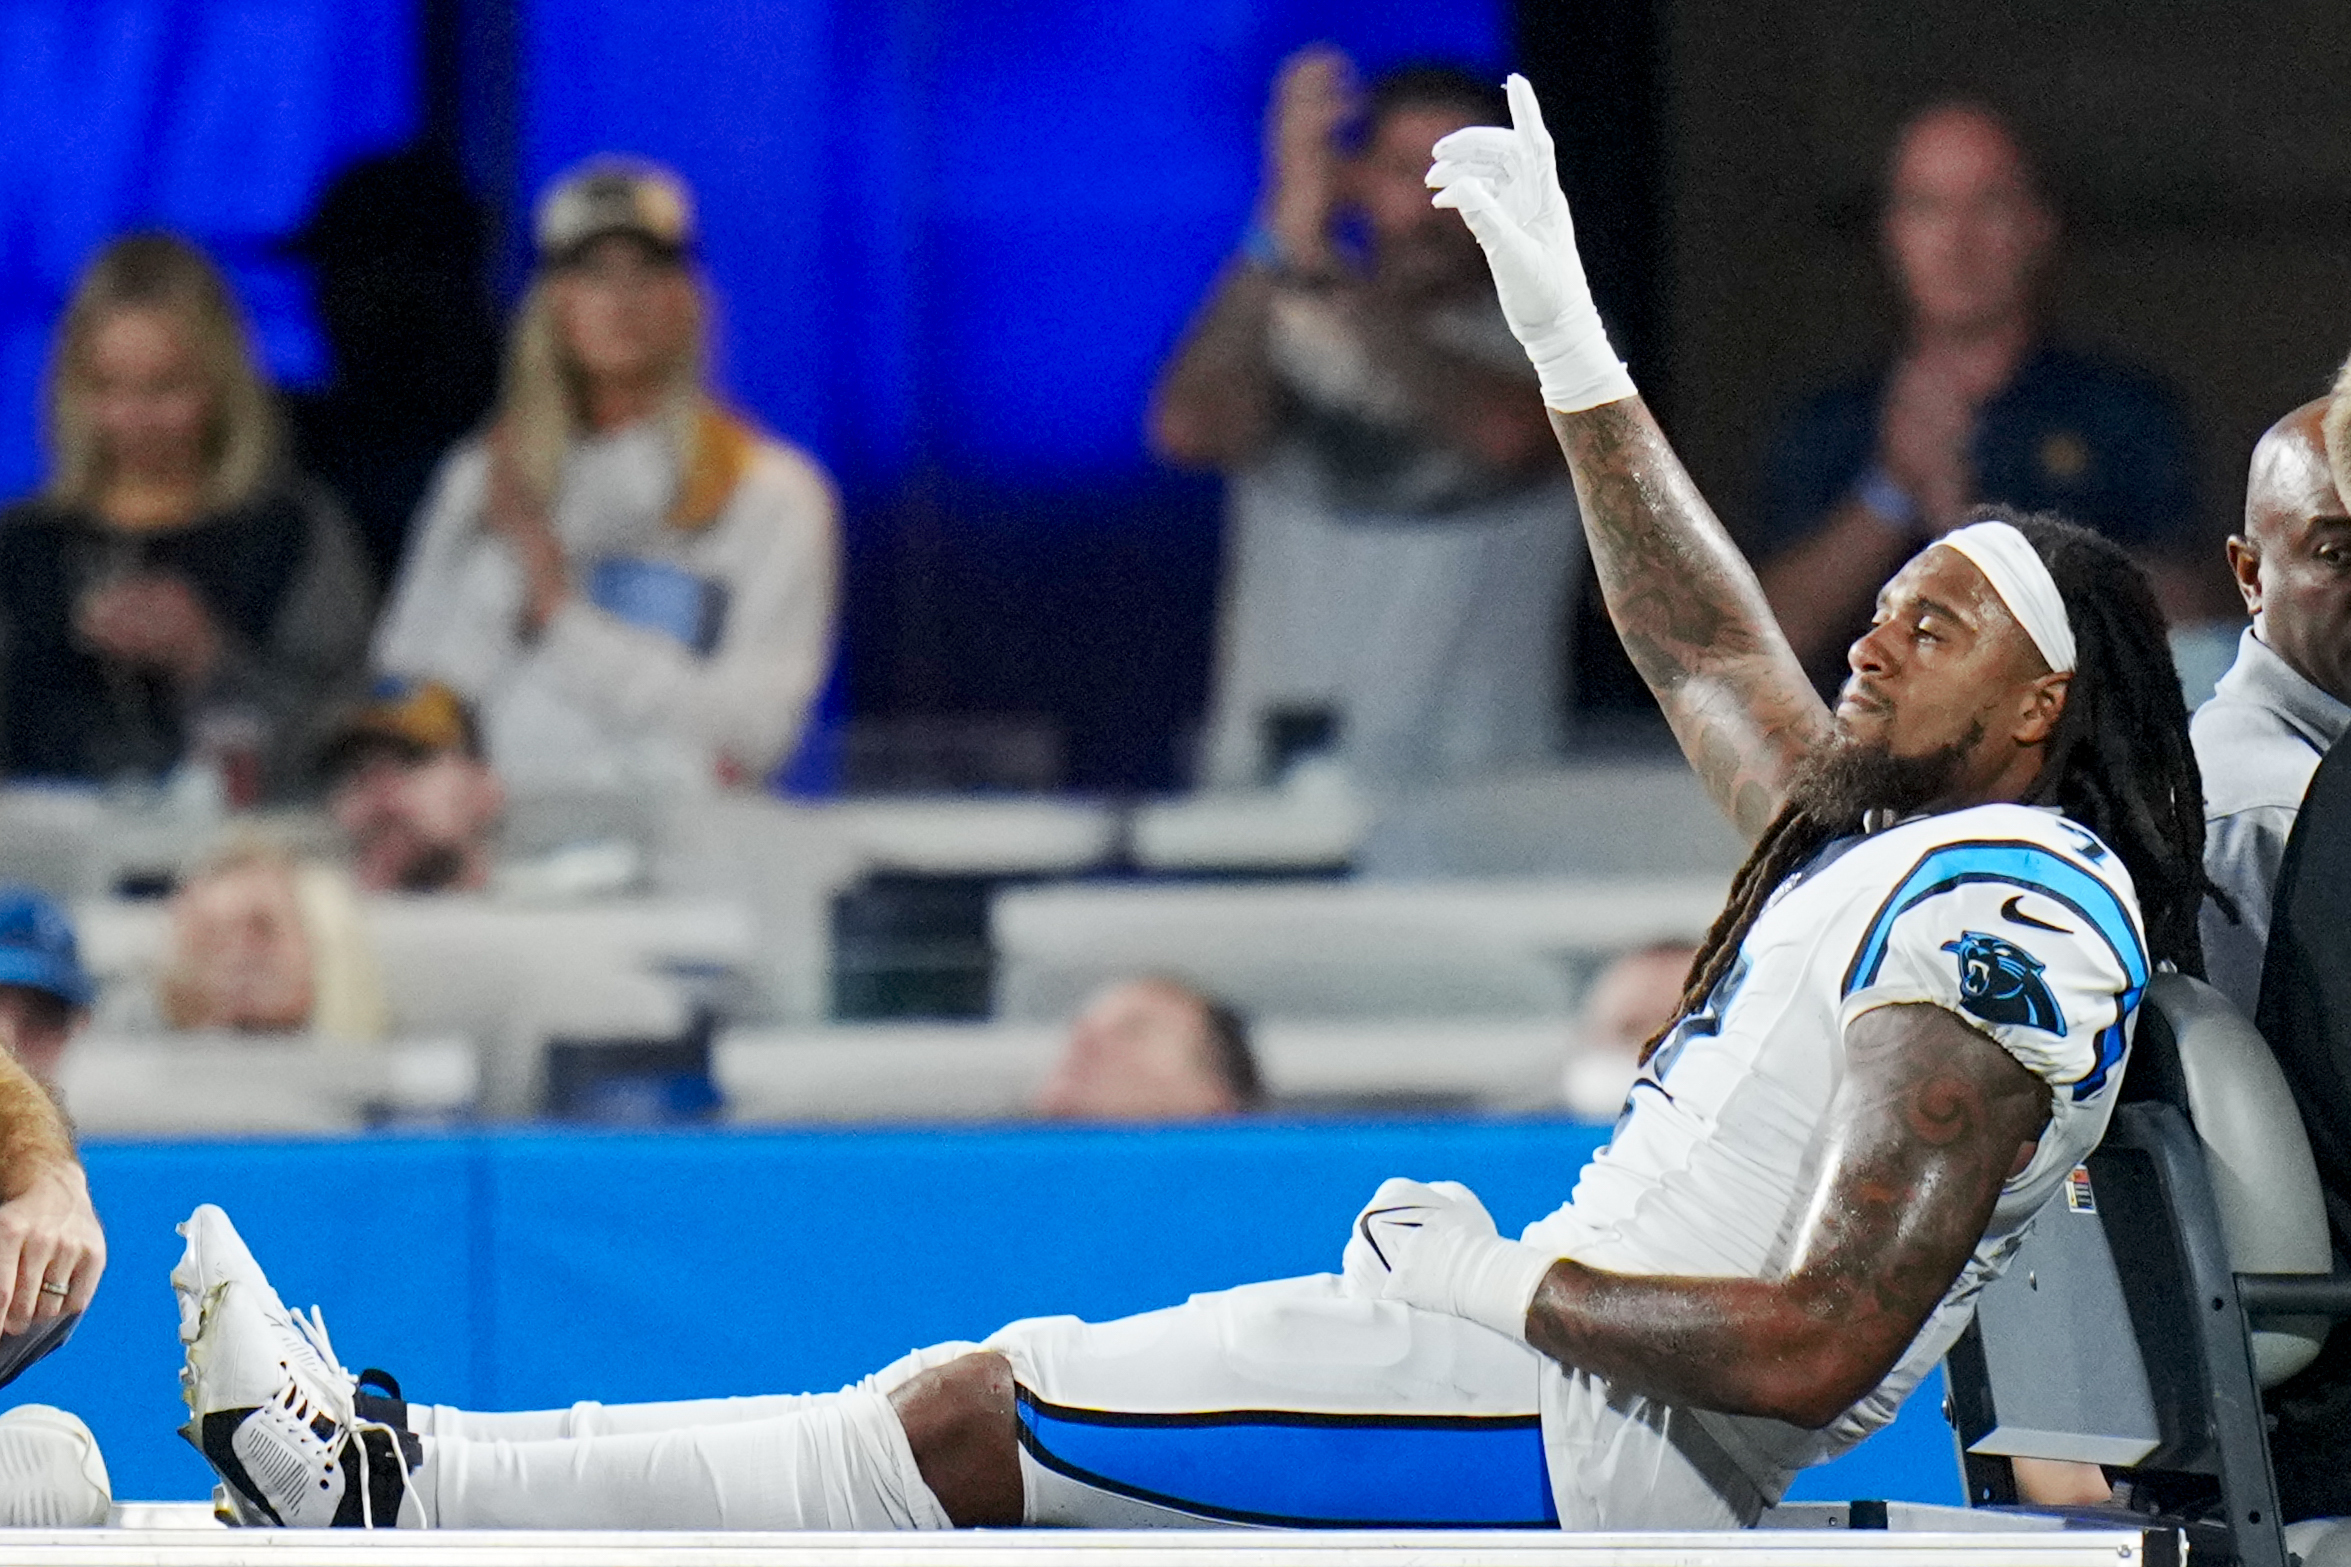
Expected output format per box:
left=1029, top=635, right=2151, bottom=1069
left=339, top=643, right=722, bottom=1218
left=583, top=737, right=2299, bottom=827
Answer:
left=2193, top=384, right=2351, bottom=1015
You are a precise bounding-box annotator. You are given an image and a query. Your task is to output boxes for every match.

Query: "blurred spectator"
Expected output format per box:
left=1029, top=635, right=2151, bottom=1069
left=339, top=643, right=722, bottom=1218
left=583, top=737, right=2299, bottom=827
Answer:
left=1755, top=102, right=2207, bottom=691
left=321, top=678, right=504, bottom=894
left=1153, top=52, right=1575, bottom=788
left=375, top=158, right=839, bottom=796
left=1561, top=943, right=1695, bottom=1120
left=152, top=835, right=387, bottom=1041
left=0, top=235, right=374, bottom=799
left=1033, top=977, right=1261, bottom=1121
left=283, top=148, right=502, bottom=592
left=2194, top=385, right=2351, bottom=1015
left=0, top=887, right=93, bottom=1087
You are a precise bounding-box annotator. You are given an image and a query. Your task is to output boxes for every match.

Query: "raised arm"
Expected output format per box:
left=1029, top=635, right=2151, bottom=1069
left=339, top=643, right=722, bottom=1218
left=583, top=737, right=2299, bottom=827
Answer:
left=1428, top=77, right=1830, bottom=839
left=1555, top=399, right=1831, bottom=838
left=1148, top=49, right=1355, bottom=470
left=1348, top=1002, right=2048, bottom=1428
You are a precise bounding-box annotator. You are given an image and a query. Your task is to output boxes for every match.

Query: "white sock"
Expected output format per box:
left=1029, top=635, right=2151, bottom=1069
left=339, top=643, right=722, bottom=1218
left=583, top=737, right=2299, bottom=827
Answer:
left=413, top=1393, right=835, bottom=1442
left=416, top=1385, right=951, bottom=1530
left=407, top=1341, right=986, bottom=1443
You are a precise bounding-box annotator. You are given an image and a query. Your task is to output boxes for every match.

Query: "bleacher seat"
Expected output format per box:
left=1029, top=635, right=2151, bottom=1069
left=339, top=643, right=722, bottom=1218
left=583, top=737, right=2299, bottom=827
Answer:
left=1357, top=762, right=1746, bottom=880
left=716, top=1018, right=1572, bottom=1122
left=991, top=876, right=1724, bottom=1023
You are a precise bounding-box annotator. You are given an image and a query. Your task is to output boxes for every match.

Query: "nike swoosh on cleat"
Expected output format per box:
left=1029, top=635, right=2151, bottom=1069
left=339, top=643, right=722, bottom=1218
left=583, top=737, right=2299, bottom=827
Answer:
left=2001, top=894, right=2071, bottom=934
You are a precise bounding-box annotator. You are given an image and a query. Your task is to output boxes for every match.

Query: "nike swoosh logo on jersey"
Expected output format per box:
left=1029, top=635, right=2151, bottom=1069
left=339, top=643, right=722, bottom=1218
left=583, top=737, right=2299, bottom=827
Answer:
left=2001, top=894, right=2072, bottom=934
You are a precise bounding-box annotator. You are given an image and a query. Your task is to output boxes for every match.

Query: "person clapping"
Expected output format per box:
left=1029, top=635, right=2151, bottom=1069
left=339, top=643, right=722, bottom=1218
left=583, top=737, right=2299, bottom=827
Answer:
left=375, top=159, right=838, bottom=796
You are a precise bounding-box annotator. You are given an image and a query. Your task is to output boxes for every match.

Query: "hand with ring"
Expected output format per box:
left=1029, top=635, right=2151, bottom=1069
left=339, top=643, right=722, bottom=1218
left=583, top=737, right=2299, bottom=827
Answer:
left=0, top=1160, right=105, bottom=1332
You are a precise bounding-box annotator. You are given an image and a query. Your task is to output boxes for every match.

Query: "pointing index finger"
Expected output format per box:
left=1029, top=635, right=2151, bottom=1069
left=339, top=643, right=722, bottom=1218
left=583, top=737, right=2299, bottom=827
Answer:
left=1504, top=73, right=1556, bottom=171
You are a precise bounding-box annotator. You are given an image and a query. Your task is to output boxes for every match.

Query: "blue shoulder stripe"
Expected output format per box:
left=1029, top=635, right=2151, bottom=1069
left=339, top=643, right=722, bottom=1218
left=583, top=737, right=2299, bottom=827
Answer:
left=1842, top=838, right=2147, bottom=996
left=1840, top=838, right=2149, bottom=1100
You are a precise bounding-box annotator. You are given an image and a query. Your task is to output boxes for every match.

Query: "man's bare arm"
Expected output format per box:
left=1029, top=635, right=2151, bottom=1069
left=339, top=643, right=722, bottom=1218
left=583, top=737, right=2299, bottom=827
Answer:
left=1554, top=399, right=1832, bottom=839
left=0, top=1049, right=71, bottom=1190
left=1147, top=262, right=1289, bottom=470
left=1522, top=1002, right=2048, bottom=1428
left=0, top=1047, right=103, bottom=1330
left=1151, top=49, right=1355, bottom=471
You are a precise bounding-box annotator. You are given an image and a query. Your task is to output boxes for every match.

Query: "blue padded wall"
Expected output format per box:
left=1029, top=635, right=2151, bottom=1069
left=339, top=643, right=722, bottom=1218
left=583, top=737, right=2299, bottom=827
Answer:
left=5, top=1123, right=1960, bottom=1512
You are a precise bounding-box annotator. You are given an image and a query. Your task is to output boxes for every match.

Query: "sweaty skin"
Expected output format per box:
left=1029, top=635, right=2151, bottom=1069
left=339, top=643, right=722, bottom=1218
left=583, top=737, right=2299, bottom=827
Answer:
left=1532, top=394, right=2067, bottom=1427
left=1525, top=1003, right=2048, bottom=1428
left=890, top=1355, right=1021, bottom=1527
left=1557, top=400, right=1830, bottom=841
left=887, top=394, right=2082, bottom=1522
left=1555, top=400, right=2065, bottom=841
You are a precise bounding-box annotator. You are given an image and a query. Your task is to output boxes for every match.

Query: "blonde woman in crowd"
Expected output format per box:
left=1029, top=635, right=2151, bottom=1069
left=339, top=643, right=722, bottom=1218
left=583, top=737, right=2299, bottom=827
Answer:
left=149, top=833, right=388, bottom=1043
left=0, top=235, right=373, bottom=799
left=374, top=158, right=839, bottom=795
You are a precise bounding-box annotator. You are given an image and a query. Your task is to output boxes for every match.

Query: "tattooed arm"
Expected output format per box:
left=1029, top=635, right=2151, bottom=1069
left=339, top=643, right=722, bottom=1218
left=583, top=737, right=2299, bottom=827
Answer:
left=1554, top=400, right=1833, bottom=841
left=1423, top=80, right=1830, bottom=837
left=1522, top=1002, right=2048, bottom=1428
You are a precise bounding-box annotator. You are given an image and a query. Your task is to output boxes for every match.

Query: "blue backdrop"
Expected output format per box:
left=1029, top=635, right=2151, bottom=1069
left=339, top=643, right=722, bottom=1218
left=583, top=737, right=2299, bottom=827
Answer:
left=517, top=0, right=1511, bottom=491
left=9, top=1122, right=1963, bottom=1513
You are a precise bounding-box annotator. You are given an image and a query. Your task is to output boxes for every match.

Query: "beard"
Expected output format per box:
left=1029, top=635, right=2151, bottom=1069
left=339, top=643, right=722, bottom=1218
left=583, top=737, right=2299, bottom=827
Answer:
left=394, top=842, right=471, bottom=894
left=1785, top=719, right=1985, bottom=830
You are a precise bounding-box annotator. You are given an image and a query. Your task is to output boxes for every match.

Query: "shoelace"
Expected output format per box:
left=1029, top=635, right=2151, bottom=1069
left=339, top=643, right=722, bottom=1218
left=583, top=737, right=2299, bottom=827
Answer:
left=277, top=1304, right=430, bottom=1530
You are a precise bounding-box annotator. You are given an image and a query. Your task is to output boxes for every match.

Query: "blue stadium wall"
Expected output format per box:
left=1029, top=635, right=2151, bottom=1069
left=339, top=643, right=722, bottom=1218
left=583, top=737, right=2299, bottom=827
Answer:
left=26, top=1122, right=1962, bottom=1510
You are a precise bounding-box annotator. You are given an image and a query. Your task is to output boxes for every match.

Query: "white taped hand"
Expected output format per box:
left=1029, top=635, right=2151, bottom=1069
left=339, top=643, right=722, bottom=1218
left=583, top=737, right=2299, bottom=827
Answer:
left=1427, top=74, right=1635, bottom=413
left=1340, top=1177, right=1560, bottom=1341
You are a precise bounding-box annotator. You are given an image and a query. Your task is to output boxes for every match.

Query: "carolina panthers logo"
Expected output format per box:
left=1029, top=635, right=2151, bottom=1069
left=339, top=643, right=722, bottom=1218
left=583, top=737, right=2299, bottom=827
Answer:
left=1940, top=931, right=2067, bottom=1035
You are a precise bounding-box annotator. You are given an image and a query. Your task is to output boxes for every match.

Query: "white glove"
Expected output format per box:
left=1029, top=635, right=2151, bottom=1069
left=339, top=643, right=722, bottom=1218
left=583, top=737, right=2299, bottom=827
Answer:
left=1426, top=74, right=1635, bottom=413
left=1340, top=1177, right=1560, bottom=1341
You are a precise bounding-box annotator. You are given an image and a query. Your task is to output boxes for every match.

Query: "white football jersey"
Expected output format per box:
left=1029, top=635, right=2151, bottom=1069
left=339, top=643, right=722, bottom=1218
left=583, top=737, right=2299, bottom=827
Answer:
left=1521, top=802, right=2149, bottom=1501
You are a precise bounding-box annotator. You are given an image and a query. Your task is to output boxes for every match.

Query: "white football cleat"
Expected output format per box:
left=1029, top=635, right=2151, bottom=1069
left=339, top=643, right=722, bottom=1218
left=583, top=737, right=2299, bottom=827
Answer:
left=172, top=1205, right=350, bottom=1415
left=0, top=1405, right=110, bottom=1527
left=173, top=1205, right=421, bottom=1528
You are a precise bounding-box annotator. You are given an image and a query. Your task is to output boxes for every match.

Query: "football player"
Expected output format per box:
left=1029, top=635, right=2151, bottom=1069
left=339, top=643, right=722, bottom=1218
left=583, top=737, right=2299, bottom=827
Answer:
left=174, top=78, right=2214, bottom=1533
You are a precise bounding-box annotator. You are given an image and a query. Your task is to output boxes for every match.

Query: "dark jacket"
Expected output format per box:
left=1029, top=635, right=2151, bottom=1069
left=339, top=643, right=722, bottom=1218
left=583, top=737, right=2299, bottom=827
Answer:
left=0, top=481, right=375, bottom=799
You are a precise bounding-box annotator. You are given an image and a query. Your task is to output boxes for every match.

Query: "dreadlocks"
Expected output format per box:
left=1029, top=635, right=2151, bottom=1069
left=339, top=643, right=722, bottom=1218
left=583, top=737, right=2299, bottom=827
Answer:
left=1642, top=506, right=2222, bottom=1062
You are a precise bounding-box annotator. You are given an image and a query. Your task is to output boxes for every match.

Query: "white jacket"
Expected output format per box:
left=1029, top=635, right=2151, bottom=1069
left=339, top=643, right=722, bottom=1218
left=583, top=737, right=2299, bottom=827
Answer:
left=375, top=416, right=838, bottom=793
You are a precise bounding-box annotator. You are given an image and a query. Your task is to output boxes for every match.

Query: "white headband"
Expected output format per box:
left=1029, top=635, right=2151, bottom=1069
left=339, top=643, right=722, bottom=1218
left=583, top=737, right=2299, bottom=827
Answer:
left=1935, top=520, right=2076, bottom=675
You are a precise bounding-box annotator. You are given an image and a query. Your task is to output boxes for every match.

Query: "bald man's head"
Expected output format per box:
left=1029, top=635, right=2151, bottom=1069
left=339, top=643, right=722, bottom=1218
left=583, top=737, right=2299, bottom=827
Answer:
left=1883, top=102, right=2054, bottom=339
left=2233, top=397, right=2351, bottom=702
